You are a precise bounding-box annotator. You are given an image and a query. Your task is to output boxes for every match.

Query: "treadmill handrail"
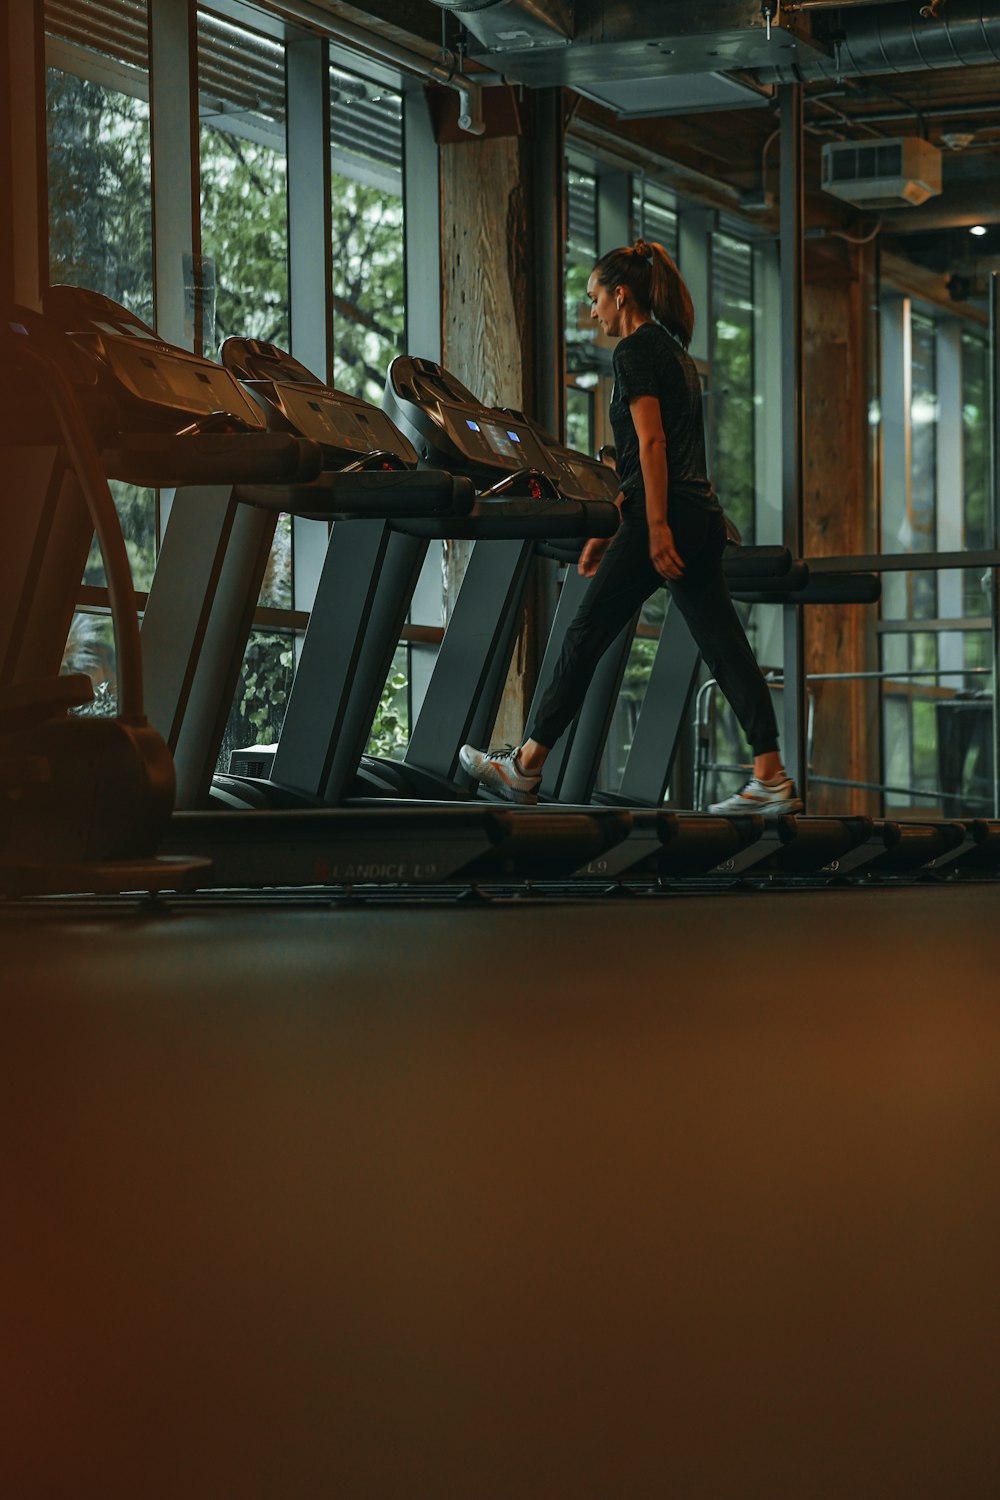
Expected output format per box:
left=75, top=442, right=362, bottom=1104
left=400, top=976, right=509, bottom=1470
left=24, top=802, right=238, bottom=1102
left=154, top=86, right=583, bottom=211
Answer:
left=476, top=467, right=561, bottom=501
left=9, top=332, right=146, bottom=723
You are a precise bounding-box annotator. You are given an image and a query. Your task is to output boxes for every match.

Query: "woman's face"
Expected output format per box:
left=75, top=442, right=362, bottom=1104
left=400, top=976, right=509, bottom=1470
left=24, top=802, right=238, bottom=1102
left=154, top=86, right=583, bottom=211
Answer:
left=587, top=272, right=623, bottom=338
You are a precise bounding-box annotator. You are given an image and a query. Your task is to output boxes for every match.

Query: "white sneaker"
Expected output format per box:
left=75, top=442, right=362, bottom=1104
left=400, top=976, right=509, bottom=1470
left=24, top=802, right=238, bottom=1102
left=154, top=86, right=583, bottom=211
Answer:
left=708, top=776, right=803, bottom=817
left=458, top=743, right=541, bottom=805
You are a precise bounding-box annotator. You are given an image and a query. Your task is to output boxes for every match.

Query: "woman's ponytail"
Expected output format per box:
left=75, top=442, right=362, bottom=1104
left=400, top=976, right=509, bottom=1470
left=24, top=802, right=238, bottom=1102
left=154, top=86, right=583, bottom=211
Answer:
left=647, top=242, right=694, bottom=350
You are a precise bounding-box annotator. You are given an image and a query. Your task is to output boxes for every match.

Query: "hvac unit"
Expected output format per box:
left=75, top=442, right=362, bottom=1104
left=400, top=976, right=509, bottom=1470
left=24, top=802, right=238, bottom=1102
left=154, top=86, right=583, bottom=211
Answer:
left=821, top=137, right=942, bottom=209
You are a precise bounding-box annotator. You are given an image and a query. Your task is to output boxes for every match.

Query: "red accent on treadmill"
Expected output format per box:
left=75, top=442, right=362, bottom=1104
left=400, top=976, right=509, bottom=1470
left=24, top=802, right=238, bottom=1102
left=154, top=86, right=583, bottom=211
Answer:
left=529, top=478, right=542, bottom=500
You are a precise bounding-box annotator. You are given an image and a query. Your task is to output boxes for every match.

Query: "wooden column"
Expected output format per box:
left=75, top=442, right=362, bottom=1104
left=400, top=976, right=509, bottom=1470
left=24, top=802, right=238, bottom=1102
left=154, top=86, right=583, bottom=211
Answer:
left=1, top=0, right=47, bottom=311
left=439, top=88, right=561, bottom=746
left=802, top=239, right=880, bottom=815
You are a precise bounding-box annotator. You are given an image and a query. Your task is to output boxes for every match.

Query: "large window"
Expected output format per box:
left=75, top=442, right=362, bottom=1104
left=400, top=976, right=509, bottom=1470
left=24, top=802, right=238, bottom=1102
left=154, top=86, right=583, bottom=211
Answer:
left=46, top=1, right=153, bottom=322
left=710, top=233, right=755, bottom=544
left=46, top=0, right=157, bottom=674
left=872, top=301, right=993, bottom=816
left=631, top=179, right=678, bottom=261
left=198, top=10, right=290, bottom=354
left=565, top=164, right=599, bottom=455
left=196, top=10, right=294, bottom=766
left=330, top=65, right=405, bottom=403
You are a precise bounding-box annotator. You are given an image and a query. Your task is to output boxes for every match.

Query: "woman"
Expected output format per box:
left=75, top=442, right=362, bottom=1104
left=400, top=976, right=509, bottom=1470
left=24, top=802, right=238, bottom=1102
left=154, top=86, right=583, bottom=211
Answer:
left=459, top=238, right=801, bottom=816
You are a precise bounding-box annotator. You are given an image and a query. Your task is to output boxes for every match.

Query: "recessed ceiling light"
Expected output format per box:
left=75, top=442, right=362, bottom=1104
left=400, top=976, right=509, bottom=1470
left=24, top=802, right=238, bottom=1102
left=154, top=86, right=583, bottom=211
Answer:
left=970, top=224, right=988, bottom=236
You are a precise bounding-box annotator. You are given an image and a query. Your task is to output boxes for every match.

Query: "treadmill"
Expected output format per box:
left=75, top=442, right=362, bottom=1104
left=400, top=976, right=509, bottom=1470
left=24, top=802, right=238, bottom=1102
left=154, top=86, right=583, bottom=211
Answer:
left=0, top=289, right=327, bottom=894
left=47, top=320, right=628, bottom=888
left=360, top=357, right=625, bottom=799
left=137, top=333, right=474, bottom=811
left=220, top=354, right=621, bottom=810
left=6, top=294, right=627, bottom=891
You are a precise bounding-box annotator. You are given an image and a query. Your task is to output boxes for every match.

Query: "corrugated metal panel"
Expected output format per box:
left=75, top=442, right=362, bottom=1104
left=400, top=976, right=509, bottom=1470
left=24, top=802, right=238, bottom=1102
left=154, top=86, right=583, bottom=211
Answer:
left=45, top=0, right=148, bottom=69
left=331, top=66, right=403, bottom=171
left=47, top=0, right=402, bottom=169
left=568, top=169, right=597, bottom=258
left=633, top=190, right=678, bottom=259
left=199, top=10, right=285, bottom=125
left=713, top=232, right=752, bottom=309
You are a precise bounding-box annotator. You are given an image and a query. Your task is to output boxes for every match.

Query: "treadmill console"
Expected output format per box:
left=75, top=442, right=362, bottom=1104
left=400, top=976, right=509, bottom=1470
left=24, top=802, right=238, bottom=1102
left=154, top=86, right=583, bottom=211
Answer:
left=221, top=338, right=419, bottom=467
left=385, top=356, right=618, bottom=502
left=43, top=285, right=265, bottom=431
left=384, top=357, right=552, bottom=479
left=501, top=407, right=619, bottom=505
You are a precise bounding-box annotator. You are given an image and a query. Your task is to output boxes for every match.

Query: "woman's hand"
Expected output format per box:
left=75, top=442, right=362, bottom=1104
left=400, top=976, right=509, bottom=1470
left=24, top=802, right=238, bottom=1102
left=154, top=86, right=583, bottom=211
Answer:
left=649, top=519, right=684, bottom=580
left=578, top=536, right=611, bottom=577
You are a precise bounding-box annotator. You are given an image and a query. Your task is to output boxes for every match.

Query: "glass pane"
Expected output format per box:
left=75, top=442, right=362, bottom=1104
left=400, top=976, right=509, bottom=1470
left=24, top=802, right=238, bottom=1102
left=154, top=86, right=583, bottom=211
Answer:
left=45, top=0, right=153, bottom=321
left=963, top=331, right=990, bottom=570
left=878, top=629, right=994, bottom=817
left=61, top=610, right=118, bottom=716
left=330, top=66, right=404, bottom=402
left=631, top=181, right=678, bottom=260
left=198, top=10, right=289, bottom=356
left=909, top=310, right=937, bottom=554
left=368, top=644, right=409, bottom=757
left=881, top=569, right=938, bottom=623
left=46, top=3, right=156, bottom=591
left=566, top=167, right=599, bottom=399
left=565, top=385, right=594, bottom=456
left=258, top=513, right=292, bottom=611
left=82, top=482, right=157, bottom=592
left=803, top=606, right=1000, bottom=822
left=217, top=628, right=296, bottom=771
left=711, top=233, right=754, bottom=543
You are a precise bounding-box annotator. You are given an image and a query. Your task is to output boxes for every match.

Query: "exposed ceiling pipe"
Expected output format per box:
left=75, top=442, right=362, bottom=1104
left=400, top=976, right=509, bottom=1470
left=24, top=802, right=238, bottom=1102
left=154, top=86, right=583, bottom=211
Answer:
left=782, top=0, right=912, bottom=10
left=757, top=0, right=1000, bottom=81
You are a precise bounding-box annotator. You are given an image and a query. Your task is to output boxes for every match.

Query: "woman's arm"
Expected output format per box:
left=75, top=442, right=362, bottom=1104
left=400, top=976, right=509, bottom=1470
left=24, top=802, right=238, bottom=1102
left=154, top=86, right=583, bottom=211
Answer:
left=578, top=489, right=624, bottom=577
left=630, top=394, right=684, bottom=579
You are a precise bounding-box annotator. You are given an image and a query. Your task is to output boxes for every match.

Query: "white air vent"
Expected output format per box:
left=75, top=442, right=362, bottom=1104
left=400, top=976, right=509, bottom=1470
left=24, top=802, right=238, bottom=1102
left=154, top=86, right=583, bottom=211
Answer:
left=821, top=137, right=942, bottom=209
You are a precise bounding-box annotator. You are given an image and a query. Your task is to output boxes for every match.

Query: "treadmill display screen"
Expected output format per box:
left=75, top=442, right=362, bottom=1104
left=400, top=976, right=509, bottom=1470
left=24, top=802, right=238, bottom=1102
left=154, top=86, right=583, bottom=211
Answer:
left=95, top=318, right=158, bottom=341
left=481, top=422, right=522, bottom=462
left=567, top=459, right=614, bottom=500
left=476, top=420, right=547, bottom=470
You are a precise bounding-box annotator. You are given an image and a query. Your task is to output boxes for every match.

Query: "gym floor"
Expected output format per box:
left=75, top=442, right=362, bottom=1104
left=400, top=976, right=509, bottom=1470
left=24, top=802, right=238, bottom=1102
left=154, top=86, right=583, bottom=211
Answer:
left=6, top=883, right=1000, bottom=1497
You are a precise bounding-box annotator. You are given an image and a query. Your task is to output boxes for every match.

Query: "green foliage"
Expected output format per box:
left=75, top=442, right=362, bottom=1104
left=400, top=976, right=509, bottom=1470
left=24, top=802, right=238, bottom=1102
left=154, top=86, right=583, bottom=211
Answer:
left=258, top=513, right=293, bottom=611
left=46, top=69, right=153, bottom=320
left=565, top=261, right=595, bottom=376
left=331, top=179, right=405, bottom=402
left=620, top=637, right=657, bottom=703
left=712, top=317, right=754, bottom=544
left=239, top=633, right=294, bottom=734
left=82, top=482, right=157, bottom=591
left=200, top=125, right=290, bottom=350
left=48, top=72, right=157, bottom=586
left=367, top=668, right=409, bottom=758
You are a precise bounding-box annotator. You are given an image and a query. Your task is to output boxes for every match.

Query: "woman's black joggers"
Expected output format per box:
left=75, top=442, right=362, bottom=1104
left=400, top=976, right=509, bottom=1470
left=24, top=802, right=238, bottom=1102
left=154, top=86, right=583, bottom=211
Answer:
left=526, top=495, right=779, bottom=757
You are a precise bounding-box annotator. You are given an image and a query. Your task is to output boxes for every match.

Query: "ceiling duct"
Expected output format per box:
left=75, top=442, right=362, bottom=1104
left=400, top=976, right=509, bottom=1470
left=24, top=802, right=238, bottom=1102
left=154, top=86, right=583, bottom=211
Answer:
left=428, top=0, right=572, bottom=52
left=430, top=0, right=828, bottom=116
left=756, top=0, right=1000, bottom=82
left=428, top=0, right=1000, bottom=121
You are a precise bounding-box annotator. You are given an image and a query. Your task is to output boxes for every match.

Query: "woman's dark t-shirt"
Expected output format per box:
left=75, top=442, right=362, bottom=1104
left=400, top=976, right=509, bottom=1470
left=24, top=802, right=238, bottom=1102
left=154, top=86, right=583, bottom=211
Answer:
left=610, top=321, right=720, bottom=515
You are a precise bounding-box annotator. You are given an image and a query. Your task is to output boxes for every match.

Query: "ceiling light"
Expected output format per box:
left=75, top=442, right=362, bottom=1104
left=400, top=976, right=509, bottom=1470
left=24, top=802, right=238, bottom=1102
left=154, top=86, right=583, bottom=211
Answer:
left=970, top=225, right=988, bottom=236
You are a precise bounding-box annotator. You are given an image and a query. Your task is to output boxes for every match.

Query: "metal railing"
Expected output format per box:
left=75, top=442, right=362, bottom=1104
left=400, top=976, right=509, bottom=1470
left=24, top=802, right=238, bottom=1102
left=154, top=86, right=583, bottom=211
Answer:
left=693, top=666, right=994, bottom=815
